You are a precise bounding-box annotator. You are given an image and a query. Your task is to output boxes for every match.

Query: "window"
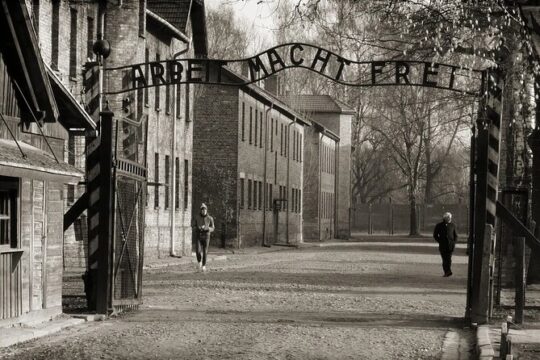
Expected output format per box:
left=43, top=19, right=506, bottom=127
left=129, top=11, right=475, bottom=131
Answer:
left=241, top=103, right=245, bottom=141
left=253, top=180, right=258, bottom=210
left=31, top=0, right=39, bottom=36
left=164, top=155, right=170, bottom=209
left=155, top=53, right=160, bottom=110
left=269, top=184, right=273, bottom=210
left=185, top=84, right=191, bottom=122
left=298, top=189, right=301, bottom=212
left=154, top=153, right=159, bottom=208
left=138, top=0, right=145, bottom=36
left=184, top=160, right=189, bottom=210
left=87, top=16, right=94, bottom=60
left=280, top=123, right=283, bottom=155
left=165, top=83, right=170, bottom=114
left=259, top=112, right=263, bottom=148
left=249, top=107, right=253, bottom=144
left=299, top=134, right=303, bottom=162
left=293, top=131, right=296, bottom=161
left=270, top=118, right=274, bottom=152
left=175, top=157, right=180, bottom=209
left=175, top=84, right=182, bottom=119
left=144, top=49, right=149, bottom=106
left=259, top=181, right=262, bottom=210
left=69, top=9, right=78, bottom=78
left=248, top=180, right=252, bottom=209
left=51, top=0, right=60, bottom=70
left=254, top=109, right=258, bottom=147
left=240, top=178, right=245, bottom=209
left=0, top=177, right=18, bottom=249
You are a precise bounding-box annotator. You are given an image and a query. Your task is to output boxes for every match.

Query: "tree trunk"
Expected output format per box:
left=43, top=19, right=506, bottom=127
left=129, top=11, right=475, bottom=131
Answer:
left=424, top=111, right=433, bottom=204
left=409, top=191, right=419, bottom=236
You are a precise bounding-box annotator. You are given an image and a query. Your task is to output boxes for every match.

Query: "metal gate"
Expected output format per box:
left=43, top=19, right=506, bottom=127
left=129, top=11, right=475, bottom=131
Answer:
left=110, top=116, right=147, bottom=311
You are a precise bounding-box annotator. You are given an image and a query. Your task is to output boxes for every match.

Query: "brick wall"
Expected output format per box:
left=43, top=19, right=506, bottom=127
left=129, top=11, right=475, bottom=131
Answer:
left=302, top=126, right=320, bottom=241
left=193, top=80, right=239, bottom=248
left=311, top=113, right=352, bottom=239
left=144, top=25, right=193, bottom=260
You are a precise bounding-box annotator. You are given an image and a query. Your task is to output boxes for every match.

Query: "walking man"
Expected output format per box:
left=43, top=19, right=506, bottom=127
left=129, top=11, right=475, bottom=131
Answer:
left=433, top=212, right=458, bottom=277
left=194, top=203, right=215, bottom=272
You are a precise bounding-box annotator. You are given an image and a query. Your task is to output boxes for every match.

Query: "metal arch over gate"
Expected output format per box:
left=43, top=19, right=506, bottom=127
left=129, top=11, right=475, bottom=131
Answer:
left=81, top=42, right=512, bottom=321
left=100, top=43, right=484, bottom=96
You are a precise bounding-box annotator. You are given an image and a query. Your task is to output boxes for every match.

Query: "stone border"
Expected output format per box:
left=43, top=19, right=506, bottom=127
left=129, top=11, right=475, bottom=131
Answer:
left=476, top=325, right=495, bottom=359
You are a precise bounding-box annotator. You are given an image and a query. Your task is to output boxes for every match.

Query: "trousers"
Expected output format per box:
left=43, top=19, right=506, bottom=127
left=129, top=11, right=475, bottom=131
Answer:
left=196, top=235, right=210, bottom=266
left=440, top=250, right=453, bottom=274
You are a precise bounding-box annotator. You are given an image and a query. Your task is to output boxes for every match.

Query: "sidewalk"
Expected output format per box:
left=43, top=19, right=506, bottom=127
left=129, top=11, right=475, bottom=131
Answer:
left=476, top=285, right=540, bottom=359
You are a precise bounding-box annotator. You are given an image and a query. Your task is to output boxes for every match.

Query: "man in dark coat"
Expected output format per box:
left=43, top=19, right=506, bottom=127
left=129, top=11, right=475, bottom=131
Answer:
left=433, top=212, right=458, bottom=277
left=193, top=203, right=215, bottom=272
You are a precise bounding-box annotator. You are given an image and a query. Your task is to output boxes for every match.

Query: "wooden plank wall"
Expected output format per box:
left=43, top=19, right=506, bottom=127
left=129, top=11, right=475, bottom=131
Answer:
left=0, top=252, right=22, bottom=319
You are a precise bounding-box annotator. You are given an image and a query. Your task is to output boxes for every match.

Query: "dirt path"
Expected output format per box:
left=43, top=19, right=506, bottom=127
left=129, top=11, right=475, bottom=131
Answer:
left=0, top=237, right=474, bottom=359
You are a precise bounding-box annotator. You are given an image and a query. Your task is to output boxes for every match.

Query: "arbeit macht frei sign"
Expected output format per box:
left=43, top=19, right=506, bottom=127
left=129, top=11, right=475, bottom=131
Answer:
left=101, top=43, right=484, bottom=96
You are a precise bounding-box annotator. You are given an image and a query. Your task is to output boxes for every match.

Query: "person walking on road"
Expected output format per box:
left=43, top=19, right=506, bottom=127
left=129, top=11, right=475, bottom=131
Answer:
left=194, top=203, right=215, bottom=272
left=433, top=212, right=458, bottom=277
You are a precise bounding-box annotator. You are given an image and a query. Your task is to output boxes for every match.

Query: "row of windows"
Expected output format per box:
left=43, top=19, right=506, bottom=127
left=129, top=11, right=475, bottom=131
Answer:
left=143, top=49, right=191, bottom=121
left=320, top=191, right=334, bottom=219
left=239, top=178, right=301, bottom=213
left=322, top=144, right=335, bottom=174
left=152, top=154, right=189, bottom=210
left=240, top=103, right=302, bottom=162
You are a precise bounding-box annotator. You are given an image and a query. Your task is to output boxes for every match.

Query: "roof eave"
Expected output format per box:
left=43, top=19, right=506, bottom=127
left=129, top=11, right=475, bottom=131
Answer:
left=146, top=9, right=190, bottom=43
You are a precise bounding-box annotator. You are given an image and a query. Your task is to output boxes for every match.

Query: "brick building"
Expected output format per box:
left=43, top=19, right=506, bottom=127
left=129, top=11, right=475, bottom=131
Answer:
left=0, top=1, right=92, bottom=323
left=193, top=68, right=309, bottom=248
left=143, top=0, right=207, bottom=260
left=281, top=95, right=355, bottom=239
left=29, top=0, right=208, bottom=272
left=300, top=120, right=339, bottom=241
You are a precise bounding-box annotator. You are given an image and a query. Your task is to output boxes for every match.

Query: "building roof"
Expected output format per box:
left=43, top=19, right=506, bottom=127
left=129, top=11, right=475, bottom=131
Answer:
left=280, top=95, right=356, bottom=115
left=147, top=0, right=192, bottom=33
left=0, top=139, right=83, bottom=184
left=220, top=67, right=311, bottom=126
left=146, top=0, right=207, bottom=57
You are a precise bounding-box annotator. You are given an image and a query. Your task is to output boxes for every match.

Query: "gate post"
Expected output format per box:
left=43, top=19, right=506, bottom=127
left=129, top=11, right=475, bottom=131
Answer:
left=469, top=69, right=503, bottom=324
left=527, top=129, right=540, bottom=284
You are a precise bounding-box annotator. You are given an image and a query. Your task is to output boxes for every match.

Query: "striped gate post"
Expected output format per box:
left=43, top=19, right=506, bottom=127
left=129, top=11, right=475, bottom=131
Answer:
left=470, top=69, right=504, bottom=324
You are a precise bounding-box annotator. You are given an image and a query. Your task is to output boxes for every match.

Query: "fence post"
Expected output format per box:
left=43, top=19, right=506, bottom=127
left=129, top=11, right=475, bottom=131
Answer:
left=368, top=204, right=372, bottom=235
left=515, top=237, right=526, bottom=324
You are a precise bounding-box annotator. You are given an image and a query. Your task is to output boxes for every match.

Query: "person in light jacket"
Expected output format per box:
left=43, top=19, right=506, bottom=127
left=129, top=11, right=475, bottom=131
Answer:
left=433, top=212, right=458, bottom=277
left=193, top=203, right=215, bottom=272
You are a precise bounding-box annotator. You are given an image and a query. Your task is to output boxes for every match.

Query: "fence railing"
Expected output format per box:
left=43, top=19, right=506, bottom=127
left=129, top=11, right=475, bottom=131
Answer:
left=352, top=203, right=469, bottom=236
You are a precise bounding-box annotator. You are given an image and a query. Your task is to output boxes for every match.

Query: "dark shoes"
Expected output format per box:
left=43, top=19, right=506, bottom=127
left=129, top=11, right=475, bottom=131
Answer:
left=443, top=272, right=453, bottom=277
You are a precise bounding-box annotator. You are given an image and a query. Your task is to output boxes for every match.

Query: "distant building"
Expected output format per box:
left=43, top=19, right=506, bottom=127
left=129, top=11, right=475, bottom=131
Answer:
left=281, top=95, right=355, bottom=239
left=193, top=68, right=309, bottom=247
left=300, top=120, right=340, bottom=241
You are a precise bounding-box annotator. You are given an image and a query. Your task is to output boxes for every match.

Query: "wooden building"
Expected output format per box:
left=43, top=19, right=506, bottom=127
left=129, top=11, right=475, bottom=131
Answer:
left=0, top=1, right=93, bottom=324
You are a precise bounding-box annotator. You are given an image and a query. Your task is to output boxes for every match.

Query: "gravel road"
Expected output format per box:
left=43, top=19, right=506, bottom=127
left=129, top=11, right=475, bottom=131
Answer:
left=0, top=236, right=473, bottom=359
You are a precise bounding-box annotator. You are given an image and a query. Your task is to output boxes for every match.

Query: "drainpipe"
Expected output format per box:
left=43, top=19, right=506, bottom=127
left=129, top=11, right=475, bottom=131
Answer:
left=334, top=138, right=340, bottom=238
left=318, top=132, right=323, bottom=241
left=286, top=118, right=297, bottom=244
left=262, top=104, right=273, bottom=247
left=170, top=40, right=192, bottom=257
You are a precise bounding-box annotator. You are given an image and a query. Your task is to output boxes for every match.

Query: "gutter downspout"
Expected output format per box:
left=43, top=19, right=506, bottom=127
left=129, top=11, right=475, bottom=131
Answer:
left=318, top=133, right=323, bottom=241
left=262, top=104, right=273, bottom=247
left=170, top=40, right=192, bottom=257
left=286, top=118, right=297, bottom=244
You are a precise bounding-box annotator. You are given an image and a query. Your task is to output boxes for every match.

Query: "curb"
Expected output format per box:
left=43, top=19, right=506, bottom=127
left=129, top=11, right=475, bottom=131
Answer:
left=0, top=318, right=85, bottom=348
left=476, top=325, right=495, bottom=359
